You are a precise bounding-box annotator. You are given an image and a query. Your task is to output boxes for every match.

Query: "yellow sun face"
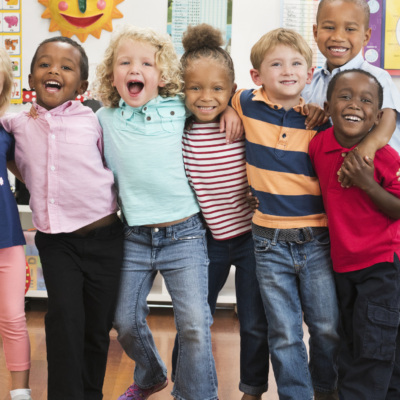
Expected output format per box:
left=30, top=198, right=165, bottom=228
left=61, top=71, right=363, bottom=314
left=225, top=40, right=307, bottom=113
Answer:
left=38, top=0, right=124, bottom=42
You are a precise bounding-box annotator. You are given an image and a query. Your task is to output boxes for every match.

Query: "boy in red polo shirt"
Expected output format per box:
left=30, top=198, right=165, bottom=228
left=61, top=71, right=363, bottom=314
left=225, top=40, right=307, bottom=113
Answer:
left=309, top=69, right=400, bottom=400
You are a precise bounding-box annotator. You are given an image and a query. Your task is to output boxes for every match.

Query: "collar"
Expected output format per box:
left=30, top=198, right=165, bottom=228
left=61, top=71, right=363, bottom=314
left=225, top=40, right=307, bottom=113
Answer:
left=252, top=87, right=307, bottom=115
left=321, top=51, right=364, bottom=78
left=118, top=95, right=175, bottom=119
left=32, top=100, right=79, bottom=115
left=323, top=126, right=358, bottom=153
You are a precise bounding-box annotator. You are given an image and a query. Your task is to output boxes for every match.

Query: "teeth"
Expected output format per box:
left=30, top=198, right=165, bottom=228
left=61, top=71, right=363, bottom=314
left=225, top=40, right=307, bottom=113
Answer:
left=330, top=47, right=347, bottom=53
left=45, top=81, right=61, bottom=88
left=198, top=106, right=214, bottom=110
left=281, top=81, right=296, bottom=85
left=344, top=115, right=361, bottom=122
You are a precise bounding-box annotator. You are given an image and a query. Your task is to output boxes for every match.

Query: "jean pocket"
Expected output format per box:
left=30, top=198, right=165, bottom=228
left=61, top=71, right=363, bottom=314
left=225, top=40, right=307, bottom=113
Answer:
left=362, top=302, right=400, bottom=361
left=173, top=221, right=205, bottom=241
left=253, top=235, right=272, bottom=253
left=123, top=225, right=135, bottom=238
left=313, top=230, right=330, bottom=245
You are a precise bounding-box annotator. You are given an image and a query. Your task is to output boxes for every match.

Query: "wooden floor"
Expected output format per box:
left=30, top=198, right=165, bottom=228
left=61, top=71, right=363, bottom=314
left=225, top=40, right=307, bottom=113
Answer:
left=0, top=299, right=299, bottom=400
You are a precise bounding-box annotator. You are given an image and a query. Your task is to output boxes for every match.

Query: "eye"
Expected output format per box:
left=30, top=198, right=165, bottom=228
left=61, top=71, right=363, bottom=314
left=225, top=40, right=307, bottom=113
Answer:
left=323, top=25, right=334, bottom=30
left=61, top=65, right=72, bottom=71
left=214, top=87, right=223, bottom=91
left=271, top=62, right=281, bottom=67
left=346, top=27, right=356, bottom=32
left=39, top=63, right=49, bottom=68
left=293, top=61, right=302, bottom=66
left=361, top=97, right=372, bottom=103
left=143, top=62, right=152, bottom=67
left=189, top=86, right=199, bottom=91
left=339, top=95, right=351, bottom=100
left=120, top=61, right=130, bottom=66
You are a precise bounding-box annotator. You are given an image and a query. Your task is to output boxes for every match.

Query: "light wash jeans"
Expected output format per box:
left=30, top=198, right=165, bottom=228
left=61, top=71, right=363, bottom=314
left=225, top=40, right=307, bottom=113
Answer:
left=114, top=214, right=218, bottom=400
left=253, top=228, right=340, bottom=400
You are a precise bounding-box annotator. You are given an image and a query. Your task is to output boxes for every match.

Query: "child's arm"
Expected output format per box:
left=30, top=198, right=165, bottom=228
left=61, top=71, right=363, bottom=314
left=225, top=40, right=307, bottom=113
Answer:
left=339, top=108, right=396, bottom=187
left=303, top=103, right=329, bottom=129
left=341, top=148, right=400, bottom=219
left=7, top=160, right=23, bottom=182
left=219, top=105, right=244, bottom=144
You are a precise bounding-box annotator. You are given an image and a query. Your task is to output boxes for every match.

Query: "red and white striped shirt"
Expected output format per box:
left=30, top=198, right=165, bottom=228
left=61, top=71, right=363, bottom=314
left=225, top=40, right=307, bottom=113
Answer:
left=182, top=122, right=253, bottom=240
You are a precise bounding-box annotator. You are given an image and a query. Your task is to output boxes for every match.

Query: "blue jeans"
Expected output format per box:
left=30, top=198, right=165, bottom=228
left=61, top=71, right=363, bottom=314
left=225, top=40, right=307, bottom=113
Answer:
left=113, top=214, right=218, bottom=400
left=207, top=230, right=269, bottom=396
left=253, top=228, right=340, bottom=400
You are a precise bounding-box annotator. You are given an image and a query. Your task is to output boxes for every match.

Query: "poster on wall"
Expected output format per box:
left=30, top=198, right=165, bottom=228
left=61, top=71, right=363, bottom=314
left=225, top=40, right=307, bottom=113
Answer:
left=0, top=0, right=22, bottom=103
left=281, top=0, right=400, bottom=75
left=167, top=0, right=232, bottom=56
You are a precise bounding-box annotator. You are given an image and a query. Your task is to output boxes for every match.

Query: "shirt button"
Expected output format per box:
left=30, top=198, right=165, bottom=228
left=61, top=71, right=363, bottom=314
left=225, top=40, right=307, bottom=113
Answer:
left=45, top=113, right=51, bottom=119
left=146, top=116, right=151, bottom=121
left=51, top=134, right=55, bottom=139
left=143, top=107, right=147, bottom=111
left=154, top=228, right=159, bottom=233
left=50, top=198, right=55, bottom=204
left=50, top=166, right=55, bottom=171
left=282, top=133, right=286, bottom=138
left=170, top=111, right=175, bottom=115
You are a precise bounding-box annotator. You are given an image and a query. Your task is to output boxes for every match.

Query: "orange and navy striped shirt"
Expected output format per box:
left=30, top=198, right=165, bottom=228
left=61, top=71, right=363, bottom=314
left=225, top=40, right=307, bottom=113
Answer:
left=231, top=88, right=329, bottom=229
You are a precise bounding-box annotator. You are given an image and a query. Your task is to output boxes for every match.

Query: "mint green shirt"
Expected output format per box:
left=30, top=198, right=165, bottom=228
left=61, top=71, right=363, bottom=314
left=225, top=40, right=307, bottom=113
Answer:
left=97, top=96, right=199, bottom=225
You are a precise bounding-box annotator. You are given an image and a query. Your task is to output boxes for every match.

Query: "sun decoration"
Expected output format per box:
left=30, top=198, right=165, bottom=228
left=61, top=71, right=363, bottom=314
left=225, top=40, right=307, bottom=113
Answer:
left=38, top=0, right=124, bottom=43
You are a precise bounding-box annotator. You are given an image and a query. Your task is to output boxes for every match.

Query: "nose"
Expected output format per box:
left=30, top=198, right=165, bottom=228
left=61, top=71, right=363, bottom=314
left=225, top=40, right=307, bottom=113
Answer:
left=48, top=65, right=60, bottom=75
left=129, top=62, right=140, bottom=75
left=282, top=64, right=293, bottom=75
left=199, top=88, right=212, bottom=101
left=331, top=28, right=345, bottom=42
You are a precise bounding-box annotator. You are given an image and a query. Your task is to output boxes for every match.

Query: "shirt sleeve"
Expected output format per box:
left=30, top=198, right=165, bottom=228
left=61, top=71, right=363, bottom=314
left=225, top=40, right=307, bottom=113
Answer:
left=380, top=148, right=400, bottom=199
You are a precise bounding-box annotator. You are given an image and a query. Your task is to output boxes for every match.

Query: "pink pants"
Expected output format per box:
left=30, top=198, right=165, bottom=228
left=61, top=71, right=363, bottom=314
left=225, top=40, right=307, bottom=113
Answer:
left=0, top=245, right=31, bottom=371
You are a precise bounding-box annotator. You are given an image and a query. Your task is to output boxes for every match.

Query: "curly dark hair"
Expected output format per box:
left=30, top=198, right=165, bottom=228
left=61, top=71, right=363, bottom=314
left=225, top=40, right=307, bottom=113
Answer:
left=180, top=23, right=235, bottom=83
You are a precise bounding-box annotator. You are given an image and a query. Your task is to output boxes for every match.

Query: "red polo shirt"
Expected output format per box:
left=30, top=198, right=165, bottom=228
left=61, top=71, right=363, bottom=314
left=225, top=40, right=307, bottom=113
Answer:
left=309, top=127, right=400, bottom=273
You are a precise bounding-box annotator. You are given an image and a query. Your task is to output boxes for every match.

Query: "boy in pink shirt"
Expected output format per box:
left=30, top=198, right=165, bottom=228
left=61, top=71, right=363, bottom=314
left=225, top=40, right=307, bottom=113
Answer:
left=2, top=37, right=123, bottom=400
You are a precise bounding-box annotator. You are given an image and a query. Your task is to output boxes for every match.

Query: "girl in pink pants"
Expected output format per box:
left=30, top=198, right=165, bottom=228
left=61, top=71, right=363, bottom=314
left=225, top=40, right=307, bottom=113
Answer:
left=0, top=47, right=32, bottom=400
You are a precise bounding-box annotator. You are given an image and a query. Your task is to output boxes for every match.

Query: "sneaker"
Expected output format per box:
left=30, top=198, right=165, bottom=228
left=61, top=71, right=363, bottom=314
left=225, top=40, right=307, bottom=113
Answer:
left=117, top=379, right=168, bottom=400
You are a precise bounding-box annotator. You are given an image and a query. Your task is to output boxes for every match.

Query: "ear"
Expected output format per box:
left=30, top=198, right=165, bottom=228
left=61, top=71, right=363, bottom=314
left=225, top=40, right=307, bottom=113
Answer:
left=324, top=101, right=330, bottom=117
left=158, top=76, right=166, bottom=88
left=374, top=109, right=384, bottom=126
left=28, top=74, right=34, bottom=90
left=363, top=27, right=372, bottom=47
left=231, top=82, right=237, bottom=96
left=306, top=67, right=315, bottom=85
left=313, top=24, right=318, bottom=42
left=77, top=80, right=89, bottom=95
left=250, top=69, right=262, bottom=87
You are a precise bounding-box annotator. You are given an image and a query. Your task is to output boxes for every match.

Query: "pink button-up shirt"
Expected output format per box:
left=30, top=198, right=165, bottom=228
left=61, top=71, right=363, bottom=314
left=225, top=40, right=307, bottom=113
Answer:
left=1, top=101, right=118, bottom=233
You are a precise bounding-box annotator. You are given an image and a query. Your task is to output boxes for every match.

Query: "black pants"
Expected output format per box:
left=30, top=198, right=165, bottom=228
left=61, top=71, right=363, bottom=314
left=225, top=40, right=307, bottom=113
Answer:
left=35, top=220, right=124, bottom=400
left=335, top=254, right=400, bottom=400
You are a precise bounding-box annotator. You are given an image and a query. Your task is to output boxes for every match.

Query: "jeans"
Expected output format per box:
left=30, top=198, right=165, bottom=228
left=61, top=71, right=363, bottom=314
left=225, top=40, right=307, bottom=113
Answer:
left=335, top=254, right=400, bottom=400
left=171, top=230, right=269, bottom=396
left=113, top=214, right=218, bottom=400
left=253, top=228, right=340, bottom=400
left=35, top=220, right=124, bottom=400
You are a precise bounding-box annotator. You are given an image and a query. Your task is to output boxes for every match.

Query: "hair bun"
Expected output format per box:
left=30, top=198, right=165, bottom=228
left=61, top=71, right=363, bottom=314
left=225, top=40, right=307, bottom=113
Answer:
left=182, top=23, right=224, bottom=53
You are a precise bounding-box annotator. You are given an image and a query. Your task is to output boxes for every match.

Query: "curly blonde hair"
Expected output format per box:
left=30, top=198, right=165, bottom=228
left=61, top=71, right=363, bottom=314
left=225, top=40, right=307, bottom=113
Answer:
left=94, top=25, right=183, bottom=108
left=0, top=47, right=14, bottom=115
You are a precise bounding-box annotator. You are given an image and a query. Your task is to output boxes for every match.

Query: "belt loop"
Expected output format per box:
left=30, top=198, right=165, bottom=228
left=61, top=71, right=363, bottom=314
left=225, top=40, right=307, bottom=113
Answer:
left=166, top=225, right=173, bottom=238
left=272, top=229, right=279, bottom=245
left=305, top=227, right=313, bottom=242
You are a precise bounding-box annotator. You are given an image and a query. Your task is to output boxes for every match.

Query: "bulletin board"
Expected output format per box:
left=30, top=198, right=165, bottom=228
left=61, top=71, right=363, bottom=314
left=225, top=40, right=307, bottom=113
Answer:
left=0, top=0, right=22, bottom=103
left=281, top=0, right=400, bottom=75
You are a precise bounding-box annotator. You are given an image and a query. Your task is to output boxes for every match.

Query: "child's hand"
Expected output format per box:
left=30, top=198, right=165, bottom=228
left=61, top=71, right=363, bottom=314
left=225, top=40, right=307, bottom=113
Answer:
left=246, top=190, right=259, bottom=211
left=28, top=104, right=38, bottom=119
left=340, top=149, right=375, bottom=191
left=338, top=140, right=379, bottom=187
left=220, top=105, right=244, bottom=144
left=303, top=103, right=329, bottom=129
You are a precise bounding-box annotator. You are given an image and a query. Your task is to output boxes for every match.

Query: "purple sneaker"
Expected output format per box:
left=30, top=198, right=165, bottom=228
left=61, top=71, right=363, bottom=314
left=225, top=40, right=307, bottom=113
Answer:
left=117, top=379, right=168, bottom=400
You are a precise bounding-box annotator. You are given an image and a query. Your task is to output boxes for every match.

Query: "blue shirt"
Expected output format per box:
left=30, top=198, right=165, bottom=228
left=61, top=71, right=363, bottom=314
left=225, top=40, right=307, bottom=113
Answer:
left=97, top=95, right=200, bottom=226
left=0, top=127, right=25, bottom=249
left=302, top=52, right=400, bottom=153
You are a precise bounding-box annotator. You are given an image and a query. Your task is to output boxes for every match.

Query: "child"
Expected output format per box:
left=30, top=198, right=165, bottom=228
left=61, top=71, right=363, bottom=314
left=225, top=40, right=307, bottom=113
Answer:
left=302, top=0, right=400, bottom=167
left=309, top=69, right=400, bottom=400
left=0, top=47, right=32, bottom=400
left=94, top=25, right=234, bottom=400
left=177, top=24, right=269, bottom=400
left=1, top=37, right=124, bottom=400
left=231, top=28, right=340, bottom=400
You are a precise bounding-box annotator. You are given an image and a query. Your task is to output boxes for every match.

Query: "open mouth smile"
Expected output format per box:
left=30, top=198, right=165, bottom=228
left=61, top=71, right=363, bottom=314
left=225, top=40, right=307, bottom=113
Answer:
left=343, top=114, right=362, bottom=122
left=127, top=81, right=144, bottom=95
left=44, top=80, right=62, bottom=92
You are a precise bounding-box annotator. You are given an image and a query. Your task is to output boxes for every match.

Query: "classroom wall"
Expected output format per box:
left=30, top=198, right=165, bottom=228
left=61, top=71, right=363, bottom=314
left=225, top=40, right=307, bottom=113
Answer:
left=14, top=0, right=400, bottom=100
